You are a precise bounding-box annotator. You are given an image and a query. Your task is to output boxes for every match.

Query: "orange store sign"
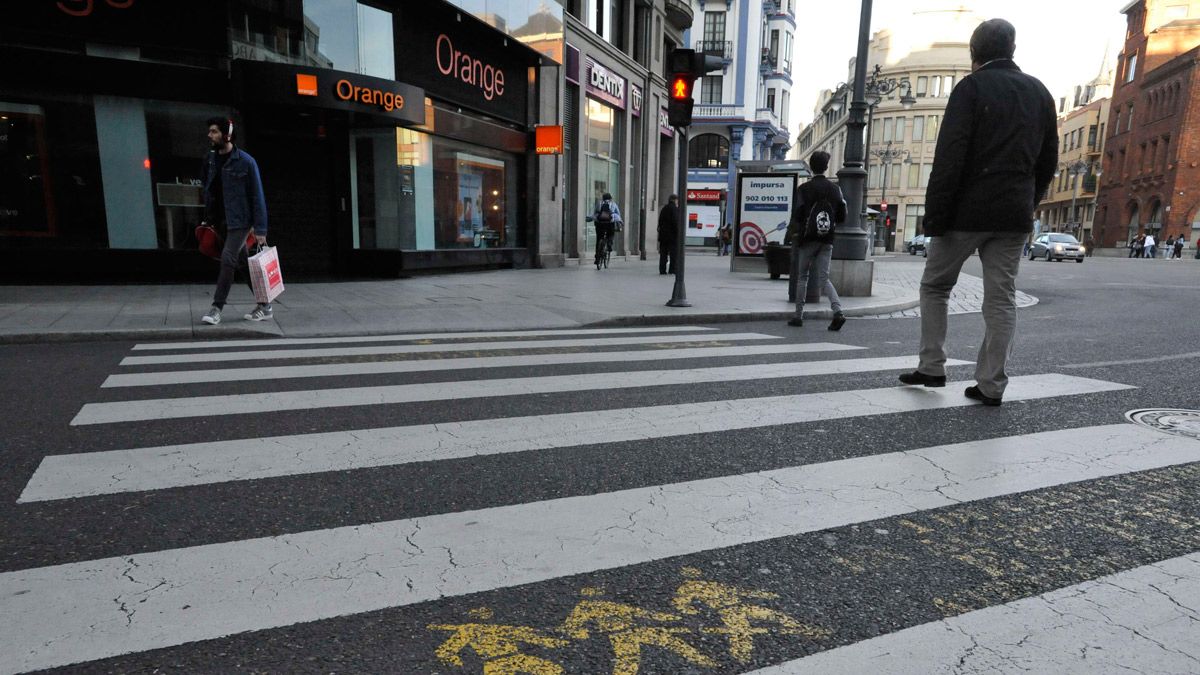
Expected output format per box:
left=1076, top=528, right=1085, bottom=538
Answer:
left=535, top=126, right=563, bottom=155
left=295, top=74, right=318, bottom=97
left=234, top=61, right=426, bottom=126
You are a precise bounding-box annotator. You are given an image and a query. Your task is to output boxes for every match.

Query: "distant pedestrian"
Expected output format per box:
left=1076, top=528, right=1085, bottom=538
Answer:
left=199, top=117, right=270, bottom=326
left=1144, top=232, right=1156, bottom=259
left=899, top=19, right=1057, bottom=407
left=718, top=223, right=733, bottom=256
left=657, top=195, right=679, bottom=274
left=784, top=150, right=847, bottom=331
left=1174, top=237, right=1185, bottom=259
left=1084, top=235, right=1095, bottom=257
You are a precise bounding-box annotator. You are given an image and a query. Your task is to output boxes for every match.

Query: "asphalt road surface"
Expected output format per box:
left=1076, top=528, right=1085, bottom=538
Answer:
left=1, top=254, right=1198, bottom=674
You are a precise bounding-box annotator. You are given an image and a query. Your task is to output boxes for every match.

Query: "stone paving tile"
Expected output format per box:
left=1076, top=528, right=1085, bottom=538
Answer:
left=860, top=263, right=1038, bottom=320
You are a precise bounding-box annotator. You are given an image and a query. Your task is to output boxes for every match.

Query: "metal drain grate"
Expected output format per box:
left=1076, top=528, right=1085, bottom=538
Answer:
left=1125, top=409, right=1200, bottom=441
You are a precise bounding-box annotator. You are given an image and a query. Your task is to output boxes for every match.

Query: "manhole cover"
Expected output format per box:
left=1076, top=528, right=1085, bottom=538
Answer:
left=1125, top=409, right=1200, bottom=441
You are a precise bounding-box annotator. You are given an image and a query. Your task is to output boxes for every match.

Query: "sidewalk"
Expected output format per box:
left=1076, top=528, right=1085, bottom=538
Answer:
left=0, top=253, right=954, bottom=344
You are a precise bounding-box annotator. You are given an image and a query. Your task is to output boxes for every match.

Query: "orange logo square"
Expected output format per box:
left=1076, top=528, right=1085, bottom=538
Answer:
left=296, top=74, right=318, bottom=97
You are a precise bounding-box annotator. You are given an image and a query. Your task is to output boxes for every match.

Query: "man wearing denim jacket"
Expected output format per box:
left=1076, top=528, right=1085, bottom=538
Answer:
left=199, top=117, right=271, bottom=325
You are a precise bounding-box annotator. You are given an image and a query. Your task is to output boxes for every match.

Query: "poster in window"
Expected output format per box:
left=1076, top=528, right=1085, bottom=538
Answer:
left=457, top=170, right=483, bottom=244
left=686, top=205, right=721, bottom=239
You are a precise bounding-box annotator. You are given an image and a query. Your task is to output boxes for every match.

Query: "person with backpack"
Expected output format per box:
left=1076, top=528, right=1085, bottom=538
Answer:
left=784, top=150, right=847, bottom=330
left=593, top=192, right=622, bottom=269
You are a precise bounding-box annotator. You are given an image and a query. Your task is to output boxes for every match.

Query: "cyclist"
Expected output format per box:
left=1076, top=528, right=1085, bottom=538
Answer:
left=593, top=192, right=622, bottom=268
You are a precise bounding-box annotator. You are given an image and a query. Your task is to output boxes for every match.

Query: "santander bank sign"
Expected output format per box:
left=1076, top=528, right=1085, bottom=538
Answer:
left=436, top=33, right=506, bottom=102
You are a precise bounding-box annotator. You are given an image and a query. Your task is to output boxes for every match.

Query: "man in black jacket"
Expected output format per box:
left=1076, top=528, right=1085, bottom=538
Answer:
left=785, top=151, right=847, bottom=330
left=898, top=19, right=1057, bottom=406
left=657, top=194, right=679, bottom=274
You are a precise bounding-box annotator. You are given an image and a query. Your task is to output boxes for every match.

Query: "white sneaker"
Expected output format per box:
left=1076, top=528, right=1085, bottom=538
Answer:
left=201, top=307, right=221, bottom=325
left=244, top=304, right=273, bottom=321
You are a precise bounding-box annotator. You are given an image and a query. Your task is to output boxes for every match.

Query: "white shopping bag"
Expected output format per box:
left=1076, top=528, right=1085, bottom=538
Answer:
left=248, top=245, right=285, bottom=303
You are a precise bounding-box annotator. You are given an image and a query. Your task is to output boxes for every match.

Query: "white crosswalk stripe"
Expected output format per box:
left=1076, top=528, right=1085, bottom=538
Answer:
left=130, top=326, right=719, bottom=351
left=9, top=421, right=1197, bottom=673
left=26, top=374, right=1120, bottom=502
left=101, top=342, right=864, bottom=388
left=73, top=355, right=969, bottom=425
left=747, top=552, right=1200, bottom=674
left=118, top=332, right=782, bottom=366
left=14, top=326, right=1196, bottom=674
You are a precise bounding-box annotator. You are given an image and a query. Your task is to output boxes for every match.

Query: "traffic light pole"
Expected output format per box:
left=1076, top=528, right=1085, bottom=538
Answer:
left=667, top=126, right=691, bottom=307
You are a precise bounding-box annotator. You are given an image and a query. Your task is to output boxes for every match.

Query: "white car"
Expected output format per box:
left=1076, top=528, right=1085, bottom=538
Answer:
left=1030, top=233, right=1085, bottom=262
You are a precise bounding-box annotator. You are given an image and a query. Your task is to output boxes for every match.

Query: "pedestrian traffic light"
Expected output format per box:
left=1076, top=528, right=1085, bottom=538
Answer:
left=666, top=49, right=724, bottom=128
left=668, top=75, right=694, bottom=127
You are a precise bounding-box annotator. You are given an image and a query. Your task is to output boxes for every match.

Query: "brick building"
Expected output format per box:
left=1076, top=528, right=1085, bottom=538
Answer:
left=1095, top=0, right=1200, bottom=249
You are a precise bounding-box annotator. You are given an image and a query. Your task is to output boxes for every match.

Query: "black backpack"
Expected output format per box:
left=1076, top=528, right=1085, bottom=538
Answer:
left=596, top=200, right=614, bottom=225
left=803, top=196, right=836, bottom=242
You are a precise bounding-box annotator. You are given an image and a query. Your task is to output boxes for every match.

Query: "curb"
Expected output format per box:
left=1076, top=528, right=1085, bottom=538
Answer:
left=585, top=297, right=921, bottom=327
left=0, top=326, right=280, bottom=346
left=0, top=298, right=922, bottom=345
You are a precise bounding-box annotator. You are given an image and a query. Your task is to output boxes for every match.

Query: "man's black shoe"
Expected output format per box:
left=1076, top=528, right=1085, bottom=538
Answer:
left=964, top=385, right=1002, bottom=407
left=828, top=313, right=846, bottom=331
left=787, top=318, right=804, bottom=327
left=898, top=371, right=947, bottom=387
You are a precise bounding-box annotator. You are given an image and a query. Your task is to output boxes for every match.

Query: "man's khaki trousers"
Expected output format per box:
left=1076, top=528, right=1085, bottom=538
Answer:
left=917, top=230, right=1027, bottom=399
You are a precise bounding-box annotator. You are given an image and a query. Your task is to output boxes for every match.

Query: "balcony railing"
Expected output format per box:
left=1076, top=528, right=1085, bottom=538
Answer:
left=694, top=104, right=749, bottom=120
left=694, top=40, right=733, bottom=61
left=756, top=107, right=780, bottom=128
left=760, top=48, right=778, bottom=69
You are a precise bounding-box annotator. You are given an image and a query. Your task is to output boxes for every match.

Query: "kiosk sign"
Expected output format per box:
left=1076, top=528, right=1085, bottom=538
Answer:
left=735, top=174, right=795, bottom=255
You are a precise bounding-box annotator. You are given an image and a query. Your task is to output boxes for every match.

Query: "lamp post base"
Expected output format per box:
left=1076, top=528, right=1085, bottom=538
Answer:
left=832, top=230, right=872, bottom=260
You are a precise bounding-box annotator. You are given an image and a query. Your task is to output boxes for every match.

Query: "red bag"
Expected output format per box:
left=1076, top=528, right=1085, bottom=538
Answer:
left=195, top=225, right=255, bottom=260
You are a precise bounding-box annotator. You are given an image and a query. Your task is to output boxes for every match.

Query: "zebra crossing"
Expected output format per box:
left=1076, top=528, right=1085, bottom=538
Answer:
left=7, top=324, right=1200, bottom=674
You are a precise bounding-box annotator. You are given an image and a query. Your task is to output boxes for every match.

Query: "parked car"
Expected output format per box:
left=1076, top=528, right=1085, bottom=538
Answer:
left=906, top=235, right=928, bottom=256
left=1030, top=233, right=1085, bottom=262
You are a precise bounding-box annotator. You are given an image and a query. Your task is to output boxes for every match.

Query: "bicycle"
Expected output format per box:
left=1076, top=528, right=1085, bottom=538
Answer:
left=594, top=227, right=614, bottom=269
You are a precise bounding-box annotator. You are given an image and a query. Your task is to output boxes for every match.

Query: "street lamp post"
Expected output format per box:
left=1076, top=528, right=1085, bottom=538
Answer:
left=869, top=141, right=910, bottom=250
left=830, top=57, right=912, bottom=260
left=1054, top=159, right=1096, bottom=238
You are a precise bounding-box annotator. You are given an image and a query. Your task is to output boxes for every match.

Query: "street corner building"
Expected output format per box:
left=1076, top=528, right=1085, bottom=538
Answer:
left=0, top=1, right=690, bottom=281
left=1094, top=0, right=1200, bottom=249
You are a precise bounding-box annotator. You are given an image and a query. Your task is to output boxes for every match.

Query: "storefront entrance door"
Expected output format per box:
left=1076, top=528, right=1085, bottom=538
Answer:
left=585, top=155, right=619, bottom=255
left=249, top=110, right=339, bottom=275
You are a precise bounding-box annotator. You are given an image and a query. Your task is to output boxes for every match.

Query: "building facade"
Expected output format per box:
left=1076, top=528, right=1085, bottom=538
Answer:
left=792, top=8, right=976, bottom=252
left=0, top=0, right=571, bottom=281
left=1035, top=63, right=1112, bottom=243
left=1095, top=0, right=1200, bottom=249
left=682, top=0, right=795, bottom=239
left=560, top=0, right=690, bottom=264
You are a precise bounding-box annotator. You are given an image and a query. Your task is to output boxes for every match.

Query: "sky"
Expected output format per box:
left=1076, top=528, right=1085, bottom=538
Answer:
left=790, top=0, right=1131, bottom=129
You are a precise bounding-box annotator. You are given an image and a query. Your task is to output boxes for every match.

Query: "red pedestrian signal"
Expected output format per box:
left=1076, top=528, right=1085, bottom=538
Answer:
left=672, top=76, right=691, bottom=100
left=667, top=74, right=695, bottom=127
left=665, top=48, right=722, bottom=128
